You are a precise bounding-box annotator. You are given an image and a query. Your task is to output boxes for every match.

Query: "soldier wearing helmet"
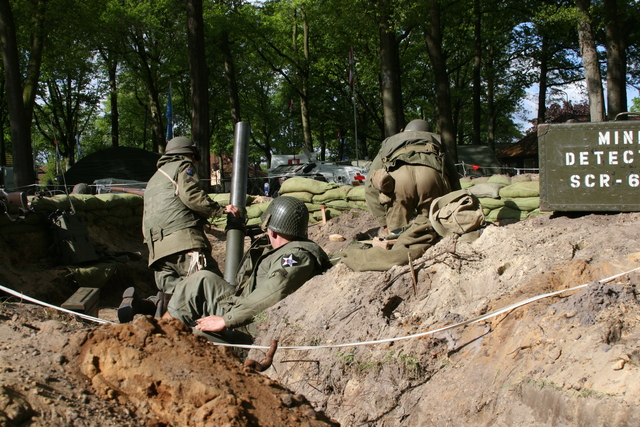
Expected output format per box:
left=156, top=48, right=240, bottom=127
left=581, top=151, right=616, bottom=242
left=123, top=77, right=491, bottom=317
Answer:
left=145, top=196, right=330, bottom=343
left=365, top=119, right=461, bottom=233
left=120, top=136, right=240, bottom=323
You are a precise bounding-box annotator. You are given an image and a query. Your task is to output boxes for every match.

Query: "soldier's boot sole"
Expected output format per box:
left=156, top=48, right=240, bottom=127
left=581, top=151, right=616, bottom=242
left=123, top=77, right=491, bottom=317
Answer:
left=117, top=287, right=137, bottom=323
left=118, top=287, right=157, bottom=323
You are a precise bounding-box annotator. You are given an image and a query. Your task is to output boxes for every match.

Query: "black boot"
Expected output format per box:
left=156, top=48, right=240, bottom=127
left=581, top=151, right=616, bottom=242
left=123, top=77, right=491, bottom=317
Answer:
left=117, top=287, right=156, bottom=323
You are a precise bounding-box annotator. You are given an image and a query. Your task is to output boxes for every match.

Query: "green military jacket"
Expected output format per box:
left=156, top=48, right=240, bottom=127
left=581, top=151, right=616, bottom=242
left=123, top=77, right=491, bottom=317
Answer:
left=143, top=154, right=225, bottom=266
left=365, top=130, right=461, bottom=226
left=221, top=235, right=331, bottom=330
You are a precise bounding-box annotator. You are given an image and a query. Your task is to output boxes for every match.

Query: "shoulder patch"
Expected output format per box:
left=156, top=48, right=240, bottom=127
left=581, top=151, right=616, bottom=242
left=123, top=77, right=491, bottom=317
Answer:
left=281, top=254, right=299, bottom=268
left=185, top=167, right=194, bottom=176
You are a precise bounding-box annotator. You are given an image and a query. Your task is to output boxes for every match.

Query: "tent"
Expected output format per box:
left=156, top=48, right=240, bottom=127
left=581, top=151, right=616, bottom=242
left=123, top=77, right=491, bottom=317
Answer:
left=456, top=145, right=503, bottom=177
left=61, top=147, right=160, bottom=186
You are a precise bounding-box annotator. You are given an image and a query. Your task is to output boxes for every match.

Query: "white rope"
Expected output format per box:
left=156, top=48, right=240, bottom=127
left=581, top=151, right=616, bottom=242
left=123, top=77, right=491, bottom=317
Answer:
left=212, top=265, right=640, bottom=351
left=0, top=284, right=114, bottom=325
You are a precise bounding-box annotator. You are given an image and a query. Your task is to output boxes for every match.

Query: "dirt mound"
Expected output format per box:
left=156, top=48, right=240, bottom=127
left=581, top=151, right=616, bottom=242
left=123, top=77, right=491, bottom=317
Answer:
left=69, top=317, right=337, bottom=426
left=248, top=212, right=640, bottom=426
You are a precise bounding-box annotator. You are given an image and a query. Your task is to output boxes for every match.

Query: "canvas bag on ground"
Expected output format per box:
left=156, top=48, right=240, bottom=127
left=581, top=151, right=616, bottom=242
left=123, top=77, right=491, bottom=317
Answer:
left=429, top=189, right=485, bottom=241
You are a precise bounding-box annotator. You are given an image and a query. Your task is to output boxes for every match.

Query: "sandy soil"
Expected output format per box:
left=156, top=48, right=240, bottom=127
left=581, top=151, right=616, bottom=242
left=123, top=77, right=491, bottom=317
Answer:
left=2, top=207, right=640, bottom=426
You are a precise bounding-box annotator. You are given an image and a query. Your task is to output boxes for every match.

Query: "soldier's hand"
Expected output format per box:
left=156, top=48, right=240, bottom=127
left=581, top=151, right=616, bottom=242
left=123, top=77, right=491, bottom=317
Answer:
left=224, top=204, right=241, bottom=217
left=194, top=315, right=227, bottom=332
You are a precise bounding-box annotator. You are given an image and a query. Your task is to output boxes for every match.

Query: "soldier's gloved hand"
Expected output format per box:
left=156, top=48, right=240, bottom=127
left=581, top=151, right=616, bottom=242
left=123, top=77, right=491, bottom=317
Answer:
left=224, top=204, right=241, bottom=217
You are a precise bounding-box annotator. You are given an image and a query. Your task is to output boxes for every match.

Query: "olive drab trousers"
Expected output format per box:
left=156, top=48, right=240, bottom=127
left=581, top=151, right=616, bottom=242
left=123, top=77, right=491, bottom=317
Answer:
left=385, top=164, right=450, bottom=232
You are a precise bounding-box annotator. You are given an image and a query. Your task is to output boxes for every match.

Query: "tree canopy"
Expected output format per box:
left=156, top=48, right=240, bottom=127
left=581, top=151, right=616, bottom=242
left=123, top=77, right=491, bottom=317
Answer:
left=1, top=0, right=639, bottom=188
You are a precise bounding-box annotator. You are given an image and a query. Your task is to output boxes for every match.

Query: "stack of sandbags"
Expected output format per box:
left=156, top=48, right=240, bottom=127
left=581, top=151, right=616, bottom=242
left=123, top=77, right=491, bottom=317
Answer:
left=277, top=177, right=369, bottom=222
left=0, top=193, right=145, bottom=235
left=209, top=177, right=370, bottom=229
left=28, top=193, right=145, bottom=227
left=209, top=198, right=270, bottom=229
left=461, top=174, right=548, bottom=223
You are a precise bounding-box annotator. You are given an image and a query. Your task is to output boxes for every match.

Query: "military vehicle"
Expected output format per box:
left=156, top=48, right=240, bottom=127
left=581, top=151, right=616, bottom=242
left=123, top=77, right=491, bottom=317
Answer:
left=267, top=161, right=368, bottom=196
left=538, top=118, right=640, bottom=212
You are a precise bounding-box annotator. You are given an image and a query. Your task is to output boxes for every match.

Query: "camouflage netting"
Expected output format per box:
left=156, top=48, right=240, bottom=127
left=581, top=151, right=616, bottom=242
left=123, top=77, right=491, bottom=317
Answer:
left=461, top=173, right=550, bottom=223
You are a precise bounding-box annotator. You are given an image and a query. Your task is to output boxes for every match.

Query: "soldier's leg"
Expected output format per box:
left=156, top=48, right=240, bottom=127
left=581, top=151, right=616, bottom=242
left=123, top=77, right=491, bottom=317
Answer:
left=153, top=253, right=189, bottom=293
left=386, top=166, right=419, bottom=231
left=414, top=166, right=448, bottom=218
left=166, top=270, right=235, bottom=326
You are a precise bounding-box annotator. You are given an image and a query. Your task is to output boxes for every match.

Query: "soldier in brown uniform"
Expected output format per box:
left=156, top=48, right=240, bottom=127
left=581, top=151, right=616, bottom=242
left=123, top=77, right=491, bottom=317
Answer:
left=365, top=119, right=461, bottom=233
left=119, top=136, right=240, bottom=323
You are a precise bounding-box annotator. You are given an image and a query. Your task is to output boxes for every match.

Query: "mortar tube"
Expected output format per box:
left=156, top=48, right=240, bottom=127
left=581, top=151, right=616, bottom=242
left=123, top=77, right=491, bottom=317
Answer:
left=224, top=121, right=250, bottom=286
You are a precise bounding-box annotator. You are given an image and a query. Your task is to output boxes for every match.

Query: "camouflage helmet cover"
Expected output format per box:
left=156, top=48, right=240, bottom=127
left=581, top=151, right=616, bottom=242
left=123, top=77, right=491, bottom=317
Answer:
left=165, top=136, right=200, bottom=160
left=262, top=196, right=309, bottom=239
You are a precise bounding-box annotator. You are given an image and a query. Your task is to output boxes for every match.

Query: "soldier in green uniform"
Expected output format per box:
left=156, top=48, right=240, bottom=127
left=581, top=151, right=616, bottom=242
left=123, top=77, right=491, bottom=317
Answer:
left=365, top=119, right=461, bottom=234
left=162, top=196, right=332, bottom=343
left=119, top=136, right=240, bottom=323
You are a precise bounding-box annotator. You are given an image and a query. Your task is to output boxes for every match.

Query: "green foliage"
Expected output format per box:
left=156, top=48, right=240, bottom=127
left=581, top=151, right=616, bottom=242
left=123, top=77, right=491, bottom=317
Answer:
left=3, top=0, right=637, bottom=179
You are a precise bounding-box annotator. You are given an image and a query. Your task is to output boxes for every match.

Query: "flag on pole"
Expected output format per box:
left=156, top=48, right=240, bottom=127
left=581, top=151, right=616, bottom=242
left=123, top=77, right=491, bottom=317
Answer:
left=166, top=84, right=173, bottom=141
left=348, top=47, right=355, bottom=88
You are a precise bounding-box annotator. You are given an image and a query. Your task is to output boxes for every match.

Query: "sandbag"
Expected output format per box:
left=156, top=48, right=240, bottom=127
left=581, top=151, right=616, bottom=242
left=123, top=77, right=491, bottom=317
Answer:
left=30, top=195, right=72, bottom=212
left=478, top=197, right=505, bottom=210
left=246, top=202, right=270, bottom=219
left=304, top=203, right=324, bottom=213
left=487, top=174, right=512, bottom=186
left=499, top=181, right=540, bottom=198
left=484, top=206, right=529, bottom=222
left=467, top=183, right=504, bottom=199
left=279, top=177, right=339, bottom=195
left=503, top=197, right=540, bottom=212
left=325, top=200, right=352, bottom=210
left=471, top=176, right=490, bottom=184
left=346, top=185, right=366, bottom=201
left=96, top=193, right=137, bottom=208
left=108, top=206, right=134, bottom=218
left=510, top=174, right=534, bottom=184
left=280, top=191, right=314, bottom=203
left=312, top=186, right=353, bottom=203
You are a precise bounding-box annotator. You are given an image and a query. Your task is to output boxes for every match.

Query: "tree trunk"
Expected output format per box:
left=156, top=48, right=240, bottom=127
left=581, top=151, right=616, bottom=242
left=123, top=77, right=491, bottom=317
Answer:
left=486, top=44, right=496, bottom=152
left=425, top=0, right=457, bottom=161
left=220, top=31, right=241, bottom=124
left=378, top=0, right=404, bottom=137
left=604, top=0, right=626, bottom=120
left=472, top=0, right=481, bottom=145
left=23, top=0, right=45, bottom=128
left=131, top=32, right=165, bottom=153
left=107, top=57, right=119, bottom=147
left=299, top=10, right=313, bottom=152
left=0, top=0, right=35, bottom=188
left=186, top=0, right=211, bottom=192
left=575, top=0, right=605, bottom=122
left=537, top=36, right=549, bottom=125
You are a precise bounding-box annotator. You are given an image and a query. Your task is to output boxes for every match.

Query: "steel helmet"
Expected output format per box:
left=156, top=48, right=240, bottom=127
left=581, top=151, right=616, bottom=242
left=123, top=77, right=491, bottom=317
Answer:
left=404, top=119, right=431, bottom=132
left=262, top=196, right=309, bottom=239
left=165, top=136, right=200, bottom=160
